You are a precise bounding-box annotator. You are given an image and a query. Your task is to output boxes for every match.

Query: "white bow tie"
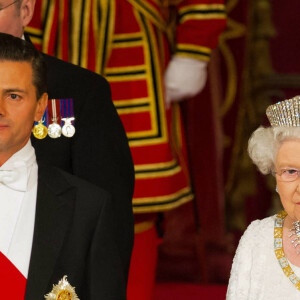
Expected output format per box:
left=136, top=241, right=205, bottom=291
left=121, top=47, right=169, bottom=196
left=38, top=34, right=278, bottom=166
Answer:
left=0, top=162, right=28, bottom=192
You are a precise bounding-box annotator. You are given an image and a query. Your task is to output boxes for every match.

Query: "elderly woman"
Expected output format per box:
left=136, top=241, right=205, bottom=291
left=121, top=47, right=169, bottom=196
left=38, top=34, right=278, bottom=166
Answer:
left=227, top=96, right=300, bottom=299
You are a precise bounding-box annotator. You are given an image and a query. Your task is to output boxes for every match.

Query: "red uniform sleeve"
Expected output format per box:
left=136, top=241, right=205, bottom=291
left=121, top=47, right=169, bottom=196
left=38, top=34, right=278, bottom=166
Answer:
left=175, top=0, right=226, bottom=61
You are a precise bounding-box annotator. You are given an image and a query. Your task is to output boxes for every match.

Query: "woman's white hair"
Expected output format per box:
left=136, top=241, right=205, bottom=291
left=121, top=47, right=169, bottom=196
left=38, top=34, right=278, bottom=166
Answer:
left=248, top=126, right=300, bottom=174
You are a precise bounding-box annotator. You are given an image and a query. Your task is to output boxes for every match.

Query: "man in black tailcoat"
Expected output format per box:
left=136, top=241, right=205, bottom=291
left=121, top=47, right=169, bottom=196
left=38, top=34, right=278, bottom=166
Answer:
left=0, top=32, right=126, bottom=299
left=0, top=0, right=134, bottom=278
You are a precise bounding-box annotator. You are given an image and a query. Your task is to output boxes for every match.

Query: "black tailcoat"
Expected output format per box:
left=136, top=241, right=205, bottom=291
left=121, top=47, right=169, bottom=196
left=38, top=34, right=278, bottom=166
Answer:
left=24, top=166, right=127, bottom=300
left=30, top=52, right=134, bottom=277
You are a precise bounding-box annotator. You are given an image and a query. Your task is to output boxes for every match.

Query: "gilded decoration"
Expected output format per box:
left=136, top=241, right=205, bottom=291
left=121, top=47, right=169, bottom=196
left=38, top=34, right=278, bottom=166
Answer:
left=224, top=0, right=276, bottom=230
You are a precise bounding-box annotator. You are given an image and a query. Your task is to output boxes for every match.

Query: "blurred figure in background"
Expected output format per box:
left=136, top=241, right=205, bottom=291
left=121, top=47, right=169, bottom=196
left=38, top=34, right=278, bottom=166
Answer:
left=26, top=0, right=226, bottom=299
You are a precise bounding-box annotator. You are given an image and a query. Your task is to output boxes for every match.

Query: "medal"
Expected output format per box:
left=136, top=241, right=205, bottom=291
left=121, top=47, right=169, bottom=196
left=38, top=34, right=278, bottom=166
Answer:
left=48, top=123, right=62, bottom=138
left=48, top=99, right=62, bottom=139
left=60, top=98, right=75, bottom=138
left=62, top=117, right=75, bottom=137
left=32, top=118, right=48, bottom=139
left=32, top=108, right=49, bottom=140
left=44, top=276, right=79, bottom=300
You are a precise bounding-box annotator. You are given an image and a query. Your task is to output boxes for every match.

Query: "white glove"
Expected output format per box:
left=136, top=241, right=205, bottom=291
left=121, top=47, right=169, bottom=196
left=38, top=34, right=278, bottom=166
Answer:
left=164, top=56, right=208, bottom=108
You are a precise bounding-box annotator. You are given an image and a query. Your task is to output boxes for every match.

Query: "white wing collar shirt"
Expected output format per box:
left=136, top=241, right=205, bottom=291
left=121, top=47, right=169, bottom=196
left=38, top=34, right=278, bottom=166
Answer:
left=0, top=140, right=38, bottom=278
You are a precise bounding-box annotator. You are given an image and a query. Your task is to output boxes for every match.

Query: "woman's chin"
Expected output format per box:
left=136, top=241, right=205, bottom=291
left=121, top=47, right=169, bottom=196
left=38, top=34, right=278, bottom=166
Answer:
left=289, top=206, right=300, bottom=222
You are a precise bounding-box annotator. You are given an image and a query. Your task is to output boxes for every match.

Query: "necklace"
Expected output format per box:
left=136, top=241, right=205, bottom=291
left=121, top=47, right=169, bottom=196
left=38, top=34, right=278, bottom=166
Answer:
left=274, top=211, right=300, bottom=290
left=289, top=220, right=300, bottom=254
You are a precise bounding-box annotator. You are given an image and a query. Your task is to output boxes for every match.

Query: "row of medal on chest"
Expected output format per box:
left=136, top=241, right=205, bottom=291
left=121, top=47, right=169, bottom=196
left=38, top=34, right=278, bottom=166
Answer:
left=32, top=99, right=75, bottom=140
left=32, top=117, right=75, bottom=139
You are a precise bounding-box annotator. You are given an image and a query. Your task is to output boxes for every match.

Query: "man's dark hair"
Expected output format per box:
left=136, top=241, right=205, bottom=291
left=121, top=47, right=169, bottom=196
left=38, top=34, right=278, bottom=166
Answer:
left=0, top=32, right=47, bottom=99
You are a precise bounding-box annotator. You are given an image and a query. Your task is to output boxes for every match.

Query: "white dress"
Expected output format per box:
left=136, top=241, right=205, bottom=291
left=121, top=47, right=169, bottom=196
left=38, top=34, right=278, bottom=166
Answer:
left=227, top=214, right=300, bottom=300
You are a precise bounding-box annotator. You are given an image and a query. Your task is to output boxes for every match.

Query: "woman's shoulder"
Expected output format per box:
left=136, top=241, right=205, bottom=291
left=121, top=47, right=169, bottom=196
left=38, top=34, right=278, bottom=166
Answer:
left=245, top=215, right=275, bottom=235
left=227, top=214, right=282, bottom=299
left=238, top=215, right=275, bottom=250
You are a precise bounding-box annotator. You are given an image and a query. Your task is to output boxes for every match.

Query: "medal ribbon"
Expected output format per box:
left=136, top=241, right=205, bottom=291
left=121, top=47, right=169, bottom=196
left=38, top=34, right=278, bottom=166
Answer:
left=34, top=106, right=49, bottom=127
left=60, top=98, right=74, bottom=122
left=48, top=99, right=62, bottom=125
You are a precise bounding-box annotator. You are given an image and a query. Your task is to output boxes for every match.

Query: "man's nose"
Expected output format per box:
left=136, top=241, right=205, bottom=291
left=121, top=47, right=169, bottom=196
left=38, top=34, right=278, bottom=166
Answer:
left=0, top=99, right=6, bottom=116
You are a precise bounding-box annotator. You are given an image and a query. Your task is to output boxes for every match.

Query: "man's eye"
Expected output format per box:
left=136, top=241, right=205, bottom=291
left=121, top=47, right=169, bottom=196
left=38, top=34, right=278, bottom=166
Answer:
left=9, top=94, right=20, bottom=100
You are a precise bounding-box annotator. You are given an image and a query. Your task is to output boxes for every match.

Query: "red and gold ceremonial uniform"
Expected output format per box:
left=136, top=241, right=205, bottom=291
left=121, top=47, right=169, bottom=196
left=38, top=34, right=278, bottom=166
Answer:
left=27, top=1, right=226, bottom=298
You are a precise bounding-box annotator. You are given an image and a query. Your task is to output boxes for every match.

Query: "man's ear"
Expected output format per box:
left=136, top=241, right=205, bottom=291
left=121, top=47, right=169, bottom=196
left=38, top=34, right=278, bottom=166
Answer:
left=34, top=92, right=48, bottom=122
left=20, top=0, right=36, bottom=28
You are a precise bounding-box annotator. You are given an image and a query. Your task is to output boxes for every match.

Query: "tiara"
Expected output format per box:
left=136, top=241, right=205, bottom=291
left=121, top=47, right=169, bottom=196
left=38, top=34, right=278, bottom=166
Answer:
left=266, top=96, right=300, bottom=127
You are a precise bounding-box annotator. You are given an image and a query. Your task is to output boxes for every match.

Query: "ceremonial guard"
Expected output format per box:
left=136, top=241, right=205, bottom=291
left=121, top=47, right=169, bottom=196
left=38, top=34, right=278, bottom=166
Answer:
left=26, top=0, right=226, bottom=298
